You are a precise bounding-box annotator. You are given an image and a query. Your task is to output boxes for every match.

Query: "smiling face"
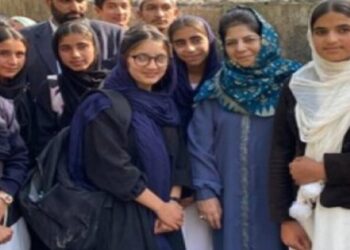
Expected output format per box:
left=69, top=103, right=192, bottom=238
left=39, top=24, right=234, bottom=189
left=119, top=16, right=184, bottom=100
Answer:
left=95, top=0, right=131, bottom=28
left=224, top=24, right=261, bottom=68
left=312, top=11, right=350, bottom=62
left=58, top=33, right=96, bottom=72
left=0, top=39, right=26, bottom=81
left=171, top=25, right=210, bottom=68
left=126, top=39, right=169, bottom=91
left=138, top=0, right=178, bottom=33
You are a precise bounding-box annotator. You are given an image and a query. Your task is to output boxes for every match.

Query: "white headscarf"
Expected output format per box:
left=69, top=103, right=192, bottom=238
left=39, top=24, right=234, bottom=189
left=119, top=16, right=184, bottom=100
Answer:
left=290, top=1, right=350, bottom=161
left=10, top=16, right=36, bottom=28
left=288, top=2, right=350, bottom=248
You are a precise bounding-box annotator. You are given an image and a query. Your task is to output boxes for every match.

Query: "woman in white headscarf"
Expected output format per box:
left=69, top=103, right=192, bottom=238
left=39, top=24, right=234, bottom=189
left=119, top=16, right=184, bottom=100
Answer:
left=269, top=1, right=350, bottom=250
left=9, top=16, right=36, bottom=31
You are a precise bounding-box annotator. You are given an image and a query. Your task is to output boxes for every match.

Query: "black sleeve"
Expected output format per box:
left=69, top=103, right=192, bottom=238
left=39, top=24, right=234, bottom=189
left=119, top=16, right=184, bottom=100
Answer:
left=33, top=84, right=60, bottom=157
left=320, top=152, right=350, bottom=207
left=84, top=107, right=146, bottom=201
left=324, top=153, right=350, bottom=185
left=269, top=85, right=297, bottom=222
left=163, top=127, right=192, bottom=189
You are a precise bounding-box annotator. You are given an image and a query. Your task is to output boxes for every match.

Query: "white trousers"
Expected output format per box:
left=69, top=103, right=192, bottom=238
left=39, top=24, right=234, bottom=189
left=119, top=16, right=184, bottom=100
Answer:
left=0, top=217, right=31, bottom=250
left=182, top=204, right=213, bottom=250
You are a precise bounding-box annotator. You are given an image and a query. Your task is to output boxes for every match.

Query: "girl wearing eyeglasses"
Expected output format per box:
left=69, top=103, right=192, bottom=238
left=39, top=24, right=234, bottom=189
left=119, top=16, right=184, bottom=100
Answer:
left=34, top=20, right=108, bottom=157
left=67, top=24, right=190, bottom=250
left=187, top=6, right=301, bottom=250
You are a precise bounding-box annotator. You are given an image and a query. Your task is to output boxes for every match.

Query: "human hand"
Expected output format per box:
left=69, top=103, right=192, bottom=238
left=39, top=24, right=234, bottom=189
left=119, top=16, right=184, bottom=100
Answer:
left=0, top=226, right=12, bottom=244
left=289, top=156, right=326, bottom=185
left=154, top=219, right=176, bottom=234
left=196, top=197, right=222, bottom=229
left=155, top=201, right=183, bottom=231
left=281, top=220, right=311, bottom=250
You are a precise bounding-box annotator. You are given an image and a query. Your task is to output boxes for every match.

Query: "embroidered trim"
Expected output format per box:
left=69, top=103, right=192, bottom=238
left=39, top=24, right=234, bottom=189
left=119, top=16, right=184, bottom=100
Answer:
left=240, top=116, right=250, bottom=250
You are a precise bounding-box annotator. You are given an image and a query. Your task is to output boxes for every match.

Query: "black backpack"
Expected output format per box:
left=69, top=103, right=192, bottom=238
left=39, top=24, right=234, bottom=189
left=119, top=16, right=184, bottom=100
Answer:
left=18, top=89, right=131, bottom=250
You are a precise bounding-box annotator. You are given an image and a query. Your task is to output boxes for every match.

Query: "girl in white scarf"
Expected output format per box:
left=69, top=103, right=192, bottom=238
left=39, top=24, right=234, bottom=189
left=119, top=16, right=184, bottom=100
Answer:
left=270, top=1, right=350, bottom=249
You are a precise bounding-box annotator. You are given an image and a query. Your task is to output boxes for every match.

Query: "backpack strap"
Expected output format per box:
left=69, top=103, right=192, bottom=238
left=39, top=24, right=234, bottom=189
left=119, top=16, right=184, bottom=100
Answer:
left=47, top=74, right=64, bottom=116
left=89, top=89, right=132, bottom=129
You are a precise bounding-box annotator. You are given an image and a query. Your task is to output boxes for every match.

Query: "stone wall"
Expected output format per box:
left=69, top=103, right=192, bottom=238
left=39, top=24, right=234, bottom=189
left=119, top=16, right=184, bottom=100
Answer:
left=0, top=0, right=319, bottom=62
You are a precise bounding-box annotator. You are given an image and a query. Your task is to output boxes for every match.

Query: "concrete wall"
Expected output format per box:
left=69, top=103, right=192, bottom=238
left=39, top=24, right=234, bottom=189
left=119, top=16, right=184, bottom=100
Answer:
left=0, top=0, right=319, bottom=62
left=182, top=2, right=315, bottom=62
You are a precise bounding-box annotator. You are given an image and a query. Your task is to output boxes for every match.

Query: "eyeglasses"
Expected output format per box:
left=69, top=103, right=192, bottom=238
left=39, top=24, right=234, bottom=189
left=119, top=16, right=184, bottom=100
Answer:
left=130, top=53, right=168, bottom=67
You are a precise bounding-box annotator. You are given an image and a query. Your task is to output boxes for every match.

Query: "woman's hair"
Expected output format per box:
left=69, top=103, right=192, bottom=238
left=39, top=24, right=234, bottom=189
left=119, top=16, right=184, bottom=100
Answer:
left=218, top=5, right=261, bottom=44
left=168, top=15, right=208, bottom=42
left=52, top=20, right=98, bottom=62
left=95, top=0, right=131, bottom=9
left=138, top=0, right=176, bottom=10
left=0, top=21, right=27, bottom=48
left=310, top=0, right=350, bottom=29
left=120, top=24, right=171, bottom=58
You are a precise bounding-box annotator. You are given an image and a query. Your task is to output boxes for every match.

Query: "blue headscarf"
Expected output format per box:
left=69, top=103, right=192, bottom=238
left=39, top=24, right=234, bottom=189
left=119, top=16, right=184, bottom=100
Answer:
left=103, top=54, right=180, bottom=201
left=172, top=16, right=221, bottom=129
left=104, top=53, right=179, bottom=250
left=195, top=7, right=302, bottom=117
left=68, top=42, right=180, bottom=201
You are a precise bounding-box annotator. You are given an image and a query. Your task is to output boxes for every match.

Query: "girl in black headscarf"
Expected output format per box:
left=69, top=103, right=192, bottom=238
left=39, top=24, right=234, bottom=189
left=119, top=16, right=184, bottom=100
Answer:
left=0, top=22, right=29, bottom=248
left=34, top=20, right=108, bottom=156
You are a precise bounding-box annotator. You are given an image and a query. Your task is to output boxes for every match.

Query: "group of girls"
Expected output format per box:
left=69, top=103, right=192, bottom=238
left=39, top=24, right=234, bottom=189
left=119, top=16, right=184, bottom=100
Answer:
left=0, top=0, right=349, bottom=250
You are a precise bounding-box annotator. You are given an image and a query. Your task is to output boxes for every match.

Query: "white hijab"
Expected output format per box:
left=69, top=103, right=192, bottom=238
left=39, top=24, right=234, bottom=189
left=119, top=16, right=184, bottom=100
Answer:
left=290, top=6, right=350, bottom=161
left=288, top=3, right=350, bottom=248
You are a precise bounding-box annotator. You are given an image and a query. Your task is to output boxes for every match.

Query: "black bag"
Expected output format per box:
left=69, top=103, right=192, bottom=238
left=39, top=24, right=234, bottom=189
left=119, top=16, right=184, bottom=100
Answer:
left=18, top=89, right=131, bottom=250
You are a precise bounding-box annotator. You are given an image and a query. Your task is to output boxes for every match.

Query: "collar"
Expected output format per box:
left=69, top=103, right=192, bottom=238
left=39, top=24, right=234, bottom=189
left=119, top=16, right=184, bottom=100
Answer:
left=49, top=17, right=58, bottom=33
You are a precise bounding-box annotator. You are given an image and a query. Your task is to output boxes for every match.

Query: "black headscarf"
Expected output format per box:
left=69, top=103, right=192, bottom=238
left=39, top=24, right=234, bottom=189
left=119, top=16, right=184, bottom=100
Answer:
left=0, top=57, right=28, bottom=100
left=52, top=20, right=108, bottom=122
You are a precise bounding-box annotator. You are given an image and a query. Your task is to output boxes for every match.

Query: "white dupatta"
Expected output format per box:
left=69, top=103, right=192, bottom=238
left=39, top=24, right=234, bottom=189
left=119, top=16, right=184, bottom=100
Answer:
left=289, top=5, right=350, bottom=249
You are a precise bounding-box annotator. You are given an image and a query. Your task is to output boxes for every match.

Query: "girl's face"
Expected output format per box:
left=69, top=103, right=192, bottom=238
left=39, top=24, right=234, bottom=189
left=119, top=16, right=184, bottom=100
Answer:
left=312, top=11, right=350, bottom=62
left=126, top=39, right=169, bottom=91
left=0, top=38, right=26, bottom=81
left=171, top=25, right=210, bottom=68
left=58, top=33, right=95, bottom=72
left=224, top=24, right=261, bottom=67
left=96, top=0, right=131, bottom=28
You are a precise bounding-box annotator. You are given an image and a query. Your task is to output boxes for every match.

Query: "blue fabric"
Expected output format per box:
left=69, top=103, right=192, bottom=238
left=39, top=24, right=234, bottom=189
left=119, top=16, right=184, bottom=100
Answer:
left=172, top=16, right=221, bottom=130
left=188, top=100, right=285, bottom=250
left=104, top=58, right=179, bottom=250
left=68, top=93, right=111, bottom=190
left=195, top=7, right=302, bottom=117
left=104, top=59, right=179, bottom=200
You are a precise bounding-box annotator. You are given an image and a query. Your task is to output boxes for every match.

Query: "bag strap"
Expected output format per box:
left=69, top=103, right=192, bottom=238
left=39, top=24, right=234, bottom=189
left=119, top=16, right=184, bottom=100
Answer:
left=47, top=74, right=64, bottom=116
left=2, top=207, right=7, bottom=226
left=87, top=89, right=132, bottom=129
